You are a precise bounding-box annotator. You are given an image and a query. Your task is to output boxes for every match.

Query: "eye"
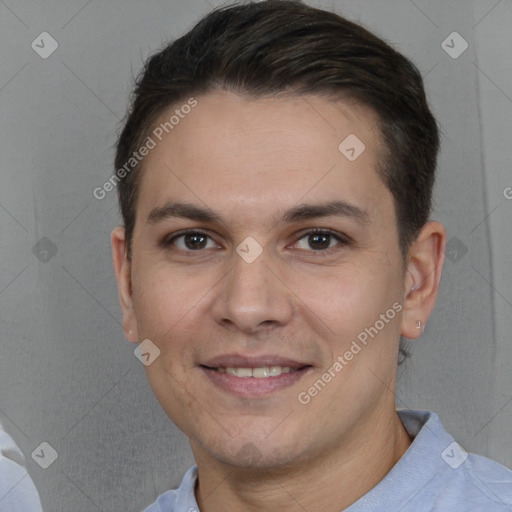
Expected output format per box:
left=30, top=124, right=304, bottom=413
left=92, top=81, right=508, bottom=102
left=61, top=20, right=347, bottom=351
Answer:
left=293, top=229, right=349, bottom=252
left=162, top=230, right=218, bottom=251
left=161, top=228, right=350, bottom=254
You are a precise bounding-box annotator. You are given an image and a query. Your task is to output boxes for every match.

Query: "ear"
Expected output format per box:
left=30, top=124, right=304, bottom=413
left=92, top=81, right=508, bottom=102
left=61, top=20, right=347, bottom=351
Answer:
left=111, top=226, right=139, bottom=343
left=401, top=221, right=446, bottom=339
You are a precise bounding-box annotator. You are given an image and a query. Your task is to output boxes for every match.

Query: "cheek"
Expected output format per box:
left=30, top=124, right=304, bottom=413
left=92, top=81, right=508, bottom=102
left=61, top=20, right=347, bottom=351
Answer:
left=131, top=263, right=198, bottom=342
left=296, top=262, right=379, bottom=318
left=293, top=257, right=402, bottom=353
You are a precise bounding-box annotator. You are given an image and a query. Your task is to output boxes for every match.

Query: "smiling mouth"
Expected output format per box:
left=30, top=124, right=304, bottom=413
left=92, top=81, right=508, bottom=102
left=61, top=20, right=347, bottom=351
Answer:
left=201, top=365, right=311, bottom=378
left=200, top=363, right=314, bottom=397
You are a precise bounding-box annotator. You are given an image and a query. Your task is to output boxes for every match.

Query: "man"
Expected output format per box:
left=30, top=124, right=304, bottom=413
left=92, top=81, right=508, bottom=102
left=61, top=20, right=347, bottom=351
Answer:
left=111, top=1, right=512, bottom=510
left=0, top=424, right=43, bottom=511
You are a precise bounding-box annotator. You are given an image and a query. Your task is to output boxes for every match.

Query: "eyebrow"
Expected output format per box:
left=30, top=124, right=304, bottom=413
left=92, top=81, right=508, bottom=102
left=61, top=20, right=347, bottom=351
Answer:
left=146, top=200, right=370, bottom=226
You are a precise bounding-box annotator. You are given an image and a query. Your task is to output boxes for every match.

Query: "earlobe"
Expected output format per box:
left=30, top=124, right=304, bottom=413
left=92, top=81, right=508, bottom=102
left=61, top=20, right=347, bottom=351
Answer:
left=401, top=221, right=446, bottom=340
left=111, top=226, right=139, bottom=343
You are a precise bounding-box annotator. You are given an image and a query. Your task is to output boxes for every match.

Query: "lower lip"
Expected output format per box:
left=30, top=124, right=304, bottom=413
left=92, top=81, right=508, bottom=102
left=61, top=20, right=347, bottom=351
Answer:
left=200, top=367, right=312, bottom=397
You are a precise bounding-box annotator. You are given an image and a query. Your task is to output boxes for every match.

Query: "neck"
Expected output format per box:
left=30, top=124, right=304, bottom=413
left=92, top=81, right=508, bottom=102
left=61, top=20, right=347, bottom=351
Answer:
left=193, top=408, right=412, bottom=512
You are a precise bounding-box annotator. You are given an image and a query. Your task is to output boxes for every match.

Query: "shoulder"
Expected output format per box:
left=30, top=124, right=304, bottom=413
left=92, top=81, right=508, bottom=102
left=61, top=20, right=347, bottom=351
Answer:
left=459, top=452, right=512, bottom=510
left=394, top=410, right=512, bottom=511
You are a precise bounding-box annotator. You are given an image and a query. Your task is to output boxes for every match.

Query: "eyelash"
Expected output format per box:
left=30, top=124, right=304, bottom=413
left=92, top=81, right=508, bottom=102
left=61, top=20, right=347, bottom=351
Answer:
left=161, top=228, right=351, bottom=255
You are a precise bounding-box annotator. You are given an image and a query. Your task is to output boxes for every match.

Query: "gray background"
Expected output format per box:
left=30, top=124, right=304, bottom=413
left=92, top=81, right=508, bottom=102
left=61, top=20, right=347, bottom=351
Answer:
left=0, top=0, right=511, bottom=510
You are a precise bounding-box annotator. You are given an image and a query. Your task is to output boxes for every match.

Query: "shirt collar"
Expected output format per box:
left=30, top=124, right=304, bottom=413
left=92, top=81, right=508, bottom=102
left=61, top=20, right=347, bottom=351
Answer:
left=174, top=465, right=199, bottom=511
left=173, top=409, right=451, bottom=511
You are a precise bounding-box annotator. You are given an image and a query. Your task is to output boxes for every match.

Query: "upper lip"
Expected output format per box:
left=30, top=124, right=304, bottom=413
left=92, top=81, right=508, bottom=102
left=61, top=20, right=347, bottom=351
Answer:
left=201, top=354, right=311, bottom=370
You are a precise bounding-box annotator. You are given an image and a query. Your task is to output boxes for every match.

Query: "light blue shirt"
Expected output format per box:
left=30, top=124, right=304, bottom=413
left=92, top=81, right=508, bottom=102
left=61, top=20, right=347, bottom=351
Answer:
left=0, top=425, right=43, bottom=512
left=142, top=409, right=512, bottom=511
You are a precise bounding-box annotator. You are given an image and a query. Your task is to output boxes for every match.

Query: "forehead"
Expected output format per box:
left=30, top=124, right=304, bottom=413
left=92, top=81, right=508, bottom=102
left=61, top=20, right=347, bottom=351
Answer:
left=136, top=90, right=392, bottom=227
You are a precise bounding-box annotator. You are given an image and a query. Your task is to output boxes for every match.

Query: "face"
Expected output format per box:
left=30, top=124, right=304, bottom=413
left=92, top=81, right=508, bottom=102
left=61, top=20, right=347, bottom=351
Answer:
left=114, top=91, right=412, bottom=469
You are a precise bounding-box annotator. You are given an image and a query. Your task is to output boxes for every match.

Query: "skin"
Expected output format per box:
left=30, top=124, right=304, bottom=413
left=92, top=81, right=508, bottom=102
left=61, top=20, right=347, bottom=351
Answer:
left=112, top=90, right=446, bottom=511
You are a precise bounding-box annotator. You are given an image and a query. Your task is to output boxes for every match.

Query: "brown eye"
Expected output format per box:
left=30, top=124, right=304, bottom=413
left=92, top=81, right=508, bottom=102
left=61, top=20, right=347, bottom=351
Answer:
left=163, top=231, right=217, bottom=251
left=294, top=229, right=349, bottom=252
left=181, top=233, right=208, bottom=250
left=307, top=233, right=332, bottom=250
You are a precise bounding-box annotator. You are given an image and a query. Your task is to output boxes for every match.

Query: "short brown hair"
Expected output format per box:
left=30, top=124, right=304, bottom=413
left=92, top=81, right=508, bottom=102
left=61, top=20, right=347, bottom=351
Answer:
left=115, top=1, right=439, bottom=363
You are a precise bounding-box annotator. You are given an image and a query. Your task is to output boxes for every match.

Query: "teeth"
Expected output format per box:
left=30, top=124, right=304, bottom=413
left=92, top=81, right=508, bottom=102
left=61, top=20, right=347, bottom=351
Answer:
left=226, top=367, right=252, bottom=378
left=252, top=367, right=270, bottom=378
left=270, top=365, right=290, bottom=376
left=222, top=366, right=292, bottom=378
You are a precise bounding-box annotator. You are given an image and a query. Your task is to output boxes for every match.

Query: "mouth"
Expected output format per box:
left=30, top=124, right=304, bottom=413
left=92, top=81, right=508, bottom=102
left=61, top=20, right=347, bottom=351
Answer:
left=199, top=355, right=313, bottom=396
left=201, top=365, right=306, bottom=378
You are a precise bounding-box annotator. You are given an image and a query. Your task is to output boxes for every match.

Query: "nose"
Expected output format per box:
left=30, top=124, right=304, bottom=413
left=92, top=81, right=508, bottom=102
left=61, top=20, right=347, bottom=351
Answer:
left=210, top=246, right=294, bottom=335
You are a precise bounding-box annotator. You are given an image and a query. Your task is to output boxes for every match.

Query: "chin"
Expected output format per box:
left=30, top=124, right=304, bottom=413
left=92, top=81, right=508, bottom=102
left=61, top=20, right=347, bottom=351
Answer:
left=216, top=444, right=303, bottom=470
left=195, top=430, right=314, bottom=471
